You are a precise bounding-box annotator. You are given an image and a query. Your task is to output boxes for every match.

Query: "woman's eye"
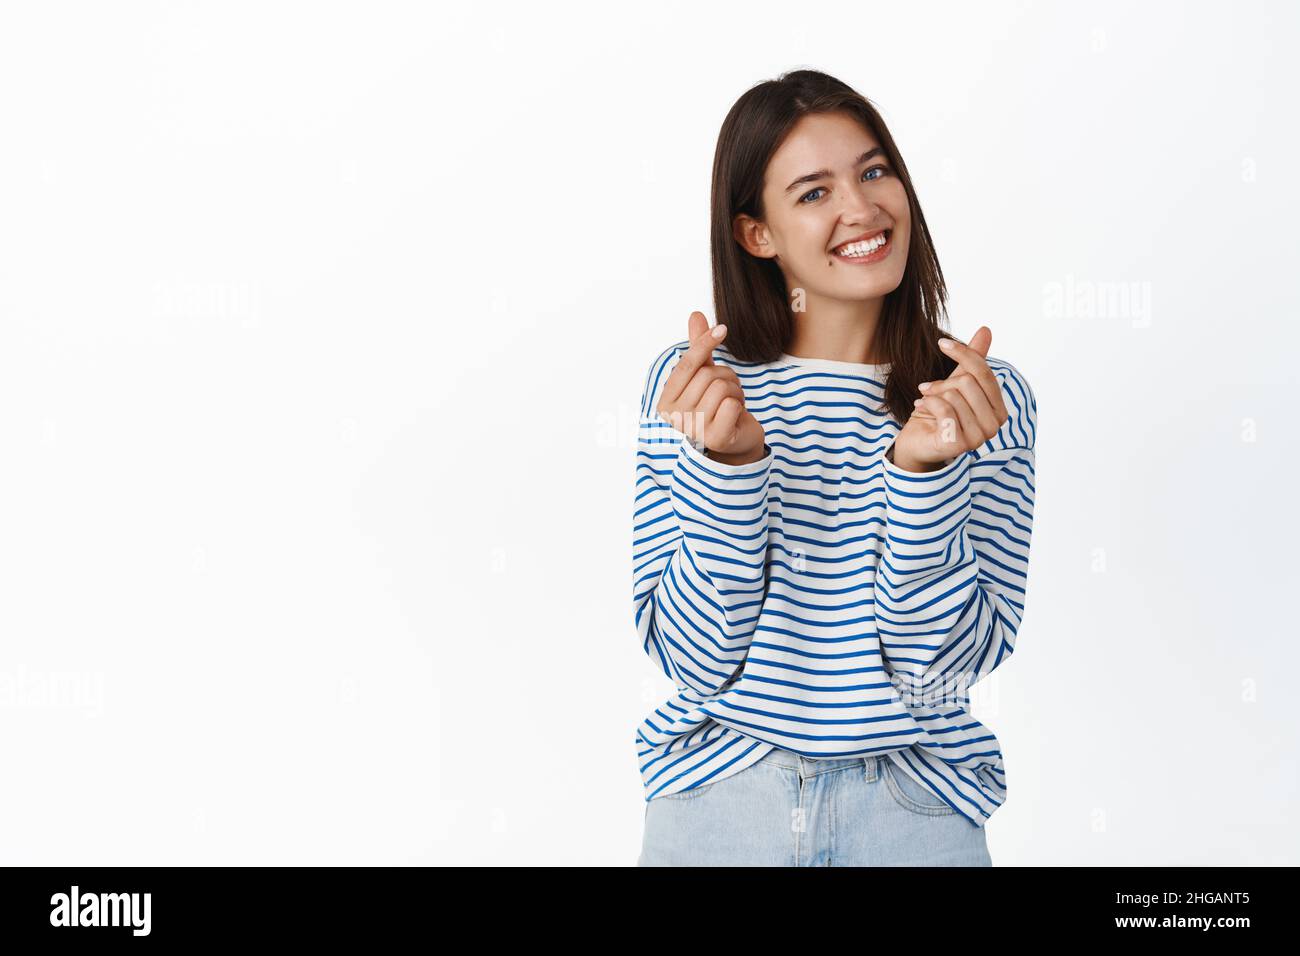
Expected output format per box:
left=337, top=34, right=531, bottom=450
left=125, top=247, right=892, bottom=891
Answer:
left=798, top=166, right=888, bottom=204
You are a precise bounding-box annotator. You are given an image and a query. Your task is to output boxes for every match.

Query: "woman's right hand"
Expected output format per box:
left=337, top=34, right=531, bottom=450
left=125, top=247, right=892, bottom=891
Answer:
left=655, top=312, right=767, bottom=465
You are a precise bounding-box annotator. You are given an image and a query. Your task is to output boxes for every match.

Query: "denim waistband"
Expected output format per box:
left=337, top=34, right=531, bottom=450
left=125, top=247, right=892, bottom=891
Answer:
left=757, top=746, right=882, bottom=778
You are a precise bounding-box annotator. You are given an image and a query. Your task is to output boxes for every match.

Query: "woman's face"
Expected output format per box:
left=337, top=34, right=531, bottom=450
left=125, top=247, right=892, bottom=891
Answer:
left=736, top=111, right=911, bottom=303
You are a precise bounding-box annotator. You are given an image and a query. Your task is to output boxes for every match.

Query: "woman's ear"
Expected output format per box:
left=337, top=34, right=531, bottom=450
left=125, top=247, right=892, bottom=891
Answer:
left=732, top=214, right=776, bottom=260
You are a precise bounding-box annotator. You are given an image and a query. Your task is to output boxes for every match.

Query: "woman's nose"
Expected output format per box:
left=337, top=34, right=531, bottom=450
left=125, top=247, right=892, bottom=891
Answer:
left=839, top=191, right=880, bottom=223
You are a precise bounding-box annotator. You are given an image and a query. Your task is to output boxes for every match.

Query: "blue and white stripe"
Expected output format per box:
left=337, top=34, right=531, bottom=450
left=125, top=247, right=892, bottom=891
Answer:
left=632, top=339, right=1037, bottom=828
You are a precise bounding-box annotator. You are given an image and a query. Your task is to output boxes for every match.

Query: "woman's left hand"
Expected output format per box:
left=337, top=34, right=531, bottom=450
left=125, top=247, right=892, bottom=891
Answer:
left=890, top=326, right=1009, bottom=472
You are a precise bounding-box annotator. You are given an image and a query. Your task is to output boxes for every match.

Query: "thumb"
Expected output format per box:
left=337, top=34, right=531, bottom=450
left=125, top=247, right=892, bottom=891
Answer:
left=687, top=310, right=707, bottom=340
left=967, top=325, right=992, bottom=358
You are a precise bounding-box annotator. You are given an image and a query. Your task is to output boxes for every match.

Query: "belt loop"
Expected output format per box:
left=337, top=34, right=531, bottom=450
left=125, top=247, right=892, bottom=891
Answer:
left=863, top=755, right=878, bottom=782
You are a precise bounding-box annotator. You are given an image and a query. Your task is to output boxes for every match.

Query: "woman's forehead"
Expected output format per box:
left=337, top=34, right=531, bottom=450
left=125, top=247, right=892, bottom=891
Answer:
left=767, top=114, right=880, bottom=184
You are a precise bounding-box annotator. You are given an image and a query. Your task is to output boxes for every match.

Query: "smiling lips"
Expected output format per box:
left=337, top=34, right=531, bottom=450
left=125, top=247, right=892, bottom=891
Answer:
left=831, top=228, right=891, bottom=261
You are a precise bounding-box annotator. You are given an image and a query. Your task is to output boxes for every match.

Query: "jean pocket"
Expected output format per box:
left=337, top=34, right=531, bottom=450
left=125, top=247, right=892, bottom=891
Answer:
left=882, top=759, right=957, bottom=816
left=654, top=758, right=759, bottom=801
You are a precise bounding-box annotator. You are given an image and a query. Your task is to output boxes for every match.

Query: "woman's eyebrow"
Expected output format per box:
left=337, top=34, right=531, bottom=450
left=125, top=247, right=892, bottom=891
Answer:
left=784, top=147, right=884, bottom=194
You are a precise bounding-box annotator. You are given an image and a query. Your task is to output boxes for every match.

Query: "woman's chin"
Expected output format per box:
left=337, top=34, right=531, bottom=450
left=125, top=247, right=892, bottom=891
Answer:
left=836, top=273, right=905, bottom=300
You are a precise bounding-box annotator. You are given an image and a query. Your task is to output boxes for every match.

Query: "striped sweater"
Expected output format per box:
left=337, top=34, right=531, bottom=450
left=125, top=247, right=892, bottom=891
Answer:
left=632, top=341, right=1037, bottom=828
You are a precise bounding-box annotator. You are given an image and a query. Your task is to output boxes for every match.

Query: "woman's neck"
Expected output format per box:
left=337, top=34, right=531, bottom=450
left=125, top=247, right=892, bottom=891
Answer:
left=784, top=294, right=886, bottom=364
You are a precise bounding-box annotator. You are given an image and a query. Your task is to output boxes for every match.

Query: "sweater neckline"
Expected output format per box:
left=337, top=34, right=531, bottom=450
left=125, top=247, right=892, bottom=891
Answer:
left=778, top=351, right=891, bottom=376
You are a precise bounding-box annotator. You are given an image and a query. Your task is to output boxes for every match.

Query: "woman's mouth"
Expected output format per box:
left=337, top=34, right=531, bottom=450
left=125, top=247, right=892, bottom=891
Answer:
left=830, top=229, right=892, bottom=265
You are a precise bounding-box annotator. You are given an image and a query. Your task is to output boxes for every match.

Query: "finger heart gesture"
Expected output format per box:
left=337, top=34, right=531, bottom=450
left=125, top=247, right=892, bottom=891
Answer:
left=891, top=326, right=1009, bottom=472
left=655, top=311, right=768, bottom=466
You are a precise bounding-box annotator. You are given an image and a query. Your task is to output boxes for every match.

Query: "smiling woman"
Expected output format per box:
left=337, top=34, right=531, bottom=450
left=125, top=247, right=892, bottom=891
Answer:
left=632, top=68, right=1038, bottom=867
left=714, top=82, right=949, bottom=415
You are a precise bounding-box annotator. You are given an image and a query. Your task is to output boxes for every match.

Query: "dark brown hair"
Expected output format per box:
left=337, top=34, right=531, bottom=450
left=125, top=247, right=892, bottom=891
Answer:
left=710, top=68, right=957, bottom=424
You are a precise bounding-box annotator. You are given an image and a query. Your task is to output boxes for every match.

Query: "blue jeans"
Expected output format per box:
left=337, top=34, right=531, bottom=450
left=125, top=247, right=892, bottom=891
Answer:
left=637, top=746, right=993, bottom=866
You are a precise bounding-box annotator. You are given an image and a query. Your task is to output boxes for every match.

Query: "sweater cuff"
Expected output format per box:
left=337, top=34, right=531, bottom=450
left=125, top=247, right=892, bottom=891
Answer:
left=670, top=438, right=773, bottom=570
left=680, top=437, right=774, bottom=477
left=880, top=450, right=972, bottom=561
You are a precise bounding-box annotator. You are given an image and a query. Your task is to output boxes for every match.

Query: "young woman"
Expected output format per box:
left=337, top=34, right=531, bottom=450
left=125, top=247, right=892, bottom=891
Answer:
left=632, top=69, right=1037, bottom=866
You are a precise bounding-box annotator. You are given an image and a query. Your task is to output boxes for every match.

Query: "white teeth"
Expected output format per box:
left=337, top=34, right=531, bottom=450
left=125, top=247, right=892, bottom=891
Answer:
left=834, top=233, right=887, bottom=257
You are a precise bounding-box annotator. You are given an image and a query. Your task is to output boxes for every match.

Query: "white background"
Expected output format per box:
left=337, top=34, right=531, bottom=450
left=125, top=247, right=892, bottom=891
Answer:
left=1, top=0, right=1296, bottom=865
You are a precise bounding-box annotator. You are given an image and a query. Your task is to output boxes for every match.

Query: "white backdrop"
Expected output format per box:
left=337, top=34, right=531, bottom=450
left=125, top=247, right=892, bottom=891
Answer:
left=1, top=0, right=1296, bottom=865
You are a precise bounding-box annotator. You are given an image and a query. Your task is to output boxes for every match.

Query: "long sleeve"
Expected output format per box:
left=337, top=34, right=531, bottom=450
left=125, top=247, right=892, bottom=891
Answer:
left=632, top=345, right=775, bottom=697
left=873, top=362, right=1037, bottom=691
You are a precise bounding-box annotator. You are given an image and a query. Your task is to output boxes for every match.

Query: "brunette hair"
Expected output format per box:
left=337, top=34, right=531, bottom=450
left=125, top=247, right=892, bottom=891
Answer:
left=710, top=68, right=957, bottom=424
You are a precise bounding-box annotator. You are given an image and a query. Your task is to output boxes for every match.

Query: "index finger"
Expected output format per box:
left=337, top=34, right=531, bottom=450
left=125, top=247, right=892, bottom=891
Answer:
left=938, top=334, right=1004, bottom=414
left=662, top=312, right=726, bottom=406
